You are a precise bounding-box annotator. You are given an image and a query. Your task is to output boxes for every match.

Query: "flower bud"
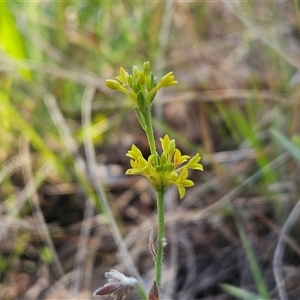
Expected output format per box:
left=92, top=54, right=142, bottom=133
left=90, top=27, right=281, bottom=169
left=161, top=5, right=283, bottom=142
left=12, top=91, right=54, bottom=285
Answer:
left=132, top=65, right=139, bottom=78
left=106, top=79, right=121, bottom=90
left=159, top=72, right=178, bottom=87
left=116, top=67, right=129, bottom=85
left=143, top=61, right=151, bottom=75
left=137, top=71, right=145, bottom=86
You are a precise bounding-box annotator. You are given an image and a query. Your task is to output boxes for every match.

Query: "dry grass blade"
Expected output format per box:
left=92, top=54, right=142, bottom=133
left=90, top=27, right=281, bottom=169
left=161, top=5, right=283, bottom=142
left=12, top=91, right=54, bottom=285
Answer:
left=273, top=198, right=300, bottom=300
left=173, top=152, right=291, bottom=223
left=176, top=231, right=197, bottom=300
left=44, top=94, right=93, bottom=298
left=0, top=162, right=54, bottom=241
left=222, top=1, right=300, bottom=70
left=19, top=136, right=64, bottom=279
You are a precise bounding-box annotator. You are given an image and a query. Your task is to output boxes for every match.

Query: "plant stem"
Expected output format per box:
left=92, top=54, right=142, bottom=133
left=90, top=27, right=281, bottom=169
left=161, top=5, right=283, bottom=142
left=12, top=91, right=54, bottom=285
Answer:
left=136, top=282, right=148, bottom=300
left=142, top=108, right=165, bottom=290
left=155, top=190, right=165, bottom=290
left=143, top=109, right=158, bottom=166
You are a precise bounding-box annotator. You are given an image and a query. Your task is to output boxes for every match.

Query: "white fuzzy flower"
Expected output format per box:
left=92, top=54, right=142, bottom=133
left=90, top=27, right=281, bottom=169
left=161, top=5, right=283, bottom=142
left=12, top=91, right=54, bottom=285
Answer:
left=105, top=269, right=138, bottom=287
left=93, top=269, right=138, bottom=300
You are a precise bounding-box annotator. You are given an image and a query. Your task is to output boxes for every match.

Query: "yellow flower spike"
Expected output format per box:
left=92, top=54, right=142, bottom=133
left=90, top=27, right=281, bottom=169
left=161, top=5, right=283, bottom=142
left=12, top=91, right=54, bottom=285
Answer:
left=125, top=134, right=203, bottom=198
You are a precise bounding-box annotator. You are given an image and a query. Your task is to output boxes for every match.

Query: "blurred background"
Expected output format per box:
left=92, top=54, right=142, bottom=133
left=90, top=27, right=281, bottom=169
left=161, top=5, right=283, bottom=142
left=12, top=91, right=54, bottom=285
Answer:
left=1, top=1, right=300, bottom=299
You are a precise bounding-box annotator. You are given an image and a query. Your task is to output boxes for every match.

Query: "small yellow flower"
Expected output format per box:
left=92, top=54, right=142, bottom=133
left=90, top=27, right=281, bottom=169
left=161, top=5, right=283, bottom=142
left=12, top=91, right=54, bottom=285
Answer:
left=175, top=168, right=194, bottom=198
left=173, top=149, right=190, bottom=168
left=126, top=144, right=143, bottom=161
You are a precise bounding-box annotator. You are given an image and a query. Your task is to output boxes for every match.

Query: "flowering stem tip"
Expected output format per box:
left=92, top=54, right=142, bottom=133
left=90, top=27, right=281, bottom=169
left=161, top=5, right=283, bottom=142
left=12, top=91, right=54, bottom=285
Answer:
left=101, top=62, right=203, bottom=298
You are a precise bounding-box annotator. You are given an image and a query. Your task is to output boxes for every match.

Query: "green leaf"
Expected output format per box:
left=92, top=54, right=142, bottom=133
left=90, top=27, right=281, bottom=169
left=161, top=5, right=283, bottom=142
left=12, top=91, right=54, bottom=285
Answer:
left=222, top=284, right=264, bottom=300
left=271, top=128, right=300, bottom=162
left=0, top=2, right=31, bottom=79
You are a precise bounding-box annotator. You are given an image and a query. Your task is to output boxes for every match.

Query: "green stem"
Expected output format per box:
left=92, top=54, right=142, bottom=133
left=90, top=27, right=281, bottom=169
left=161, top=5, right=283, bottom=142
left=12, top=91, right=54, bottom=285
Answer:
left=143, top=109, right=158, bottom=166
left=136, top=282, right=148, bottom=300
left=141, top=107, right=165, bottom=290
left=155, top=190, right=165, bottom=290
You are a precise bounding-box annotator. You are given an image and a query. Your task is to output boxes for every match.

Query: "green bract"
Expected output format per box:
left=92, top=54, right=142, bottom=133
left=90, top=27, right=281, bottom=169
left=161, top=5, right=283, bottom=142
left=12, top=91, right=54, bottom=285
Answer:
left=126, top=135, right=203, bottom=198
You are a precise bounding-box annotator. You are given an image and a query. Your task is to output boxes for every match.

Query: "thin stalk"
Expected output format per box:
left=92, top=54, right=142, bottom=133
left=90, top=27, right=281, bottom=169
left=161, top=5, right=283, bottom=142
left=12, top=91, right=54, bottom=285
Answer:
left=143, top=109, right=158, bottom=166
left=142, top=107, right=166, bottom=289
left=136, top=282, right=148, bottom=300
left=155, top=190, right=165, bottom=289
left=232, top=203, right=270, bottom=300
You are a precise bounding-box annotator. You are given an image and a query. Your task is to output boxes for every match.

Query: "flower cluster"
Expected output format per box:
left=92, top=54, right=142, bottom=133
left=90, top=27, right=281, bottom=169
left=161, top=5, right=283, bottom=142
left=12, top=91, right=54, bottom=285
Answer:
left=93, top=269, right=138, bottom=300
left=126, top=135, right=203, bottom=198
left=106, top=61, right=177, bottom=111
